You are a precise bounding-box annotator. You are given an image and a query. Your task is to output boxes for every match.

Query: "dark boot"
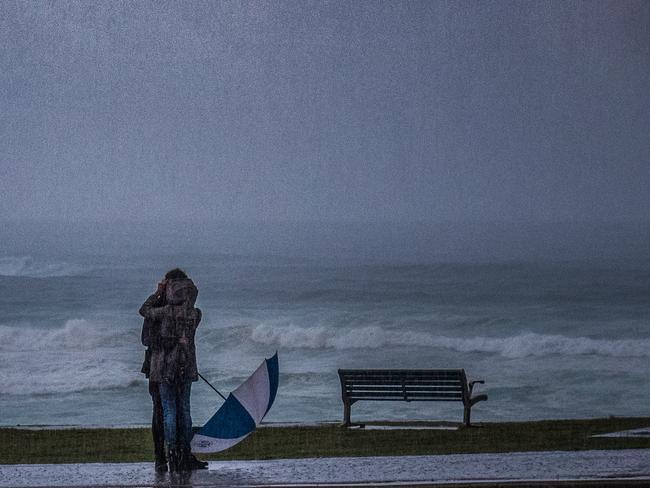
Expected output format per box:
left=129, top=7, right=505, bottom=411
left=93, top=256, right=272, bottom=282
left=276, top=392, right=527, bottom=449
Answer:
left=167, top=447, right=180, bottom=473
left=187, top=453, right=208, bottom=470
left=178, top=447, right=203, bottom=471
left=154, top=455, right=168, bottom=473
left=177, top=447, right=189, bottom=472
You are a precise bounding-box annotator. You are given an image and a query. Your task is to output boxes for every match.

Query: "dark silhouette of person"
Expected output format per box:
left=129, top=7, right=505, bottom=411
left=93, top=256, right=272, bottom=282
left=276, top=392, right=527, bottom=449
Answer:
left=140, top=268, right=207, bottom=472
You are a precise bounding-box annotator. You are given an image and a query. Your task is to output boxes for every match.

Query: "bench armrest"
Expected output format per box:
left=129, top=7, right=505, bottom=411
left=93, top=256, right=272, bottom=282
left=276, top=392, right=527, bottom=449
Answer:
left=468, top=380, right=484, bottom=395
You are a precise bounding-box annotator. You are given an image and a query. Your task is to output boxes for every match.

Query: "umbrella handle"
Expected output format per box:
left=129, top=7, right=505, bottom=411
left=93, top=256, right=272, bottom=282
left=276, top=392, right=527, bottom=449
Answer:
left=198, top=373, right=227, bottom=401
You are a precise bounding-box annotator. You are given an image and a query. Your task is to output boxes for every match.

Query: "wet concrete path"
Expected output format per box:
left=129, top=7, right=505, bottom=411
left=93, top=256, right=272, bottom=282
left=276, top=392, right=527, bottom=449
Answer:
left=1, top=449, right=649, bottom=487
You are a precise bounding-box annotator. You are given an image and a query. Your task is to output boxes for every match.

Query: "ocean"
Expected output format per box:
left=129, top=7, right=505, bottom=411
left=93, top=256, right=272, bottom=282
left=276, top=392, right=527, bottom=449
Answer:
left=1, top=253, right=649, bottom=426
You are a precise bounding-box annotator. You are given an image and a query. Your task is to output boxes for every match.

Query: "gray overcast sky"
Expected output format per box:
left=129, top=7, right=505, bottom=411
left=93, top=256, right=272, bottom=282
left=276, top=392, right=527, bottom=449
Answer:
left=1, top=1, right=648, bottom=224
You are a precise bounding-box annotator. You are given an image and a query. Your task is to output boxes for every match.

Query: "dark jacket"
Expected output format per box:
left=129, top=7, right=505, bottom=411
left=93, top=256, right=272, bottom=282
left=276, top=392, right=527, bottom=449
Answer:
left=140, top=291, right=165, bottom=378
left=139, top=279, right=202, bottom=384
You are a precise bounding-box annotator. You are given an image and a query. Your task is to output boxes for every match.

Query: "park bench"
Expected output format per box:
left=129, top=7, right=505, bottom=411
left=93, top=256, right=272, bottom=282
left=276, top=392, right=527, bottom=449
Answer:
left=338, top=368, right=487, bottom=427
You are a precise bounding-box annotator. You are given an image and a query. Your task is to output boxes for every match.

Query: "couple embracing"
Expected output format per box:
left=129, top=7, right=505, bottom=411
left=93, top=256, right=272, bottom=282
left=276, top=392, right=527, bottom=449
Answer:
left=139, top=268, right=208, bottom=472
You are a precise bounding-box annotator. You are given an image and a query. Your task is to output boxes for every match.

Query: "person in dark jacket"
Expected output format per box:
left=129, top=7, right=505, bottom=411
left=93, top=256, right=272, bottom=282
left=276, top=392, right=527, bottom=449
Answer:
left=140, top=268, right=207, bottom=472
left=140, top=285, right=166, bottom=471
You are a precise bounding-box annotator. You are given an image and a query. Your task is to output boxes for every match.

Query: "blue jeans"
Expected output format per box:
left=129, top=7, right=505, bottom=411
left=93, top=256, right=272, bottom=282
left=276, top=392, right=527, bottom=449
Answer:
left=159, top=381, right=192, bottom=450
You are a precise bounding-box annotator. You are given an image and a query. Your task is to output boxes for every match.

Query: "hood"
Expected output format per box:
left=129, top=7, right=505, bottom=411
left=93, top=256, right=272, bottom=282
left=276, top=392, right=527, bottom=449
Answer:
left=165, top=278, right=198, bottom=306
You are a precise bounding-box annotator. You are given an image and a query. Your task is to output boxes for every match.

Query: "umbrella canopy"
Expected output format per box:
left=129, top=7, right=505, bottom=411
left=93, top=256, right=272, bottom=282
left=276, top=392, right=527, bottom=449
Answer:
left=191, top=352, right=279, bottom=453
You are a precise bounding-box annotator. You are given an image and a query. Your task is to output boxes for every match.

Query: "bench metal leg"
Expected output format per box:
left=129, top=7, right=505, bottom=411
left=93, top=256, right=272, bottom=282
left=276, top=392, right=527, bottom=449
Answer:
left=463, top=405, right=471, bottom=427
left=464, top=394, right=487, bottom=427
left=343, top=399, right=352, bottom=427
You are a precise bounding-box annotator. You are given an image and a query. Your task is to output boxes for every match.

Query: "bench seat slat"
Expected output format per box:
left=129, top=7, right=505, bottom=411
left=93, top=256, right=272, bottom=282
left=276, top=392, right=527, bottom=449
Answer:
left=348, top=391, right=463, bottom=398
left=343, top=379, right=461, bottom=384
left=349, top=398, right=464, bottom=402
left=343, top=380, right=462, bottom=386
left=345, top=385, right=463, bottom=393
left=342, top=374, right=463, bottom=379
left=344, top=372, right=461, bottom=375
left=345, top=380, right=462, bottom=386
left=344, top=376, right=461, bottom=382
left=341, top=370, right=462, bottom=374
left=342, top=372, right=461, bottom=375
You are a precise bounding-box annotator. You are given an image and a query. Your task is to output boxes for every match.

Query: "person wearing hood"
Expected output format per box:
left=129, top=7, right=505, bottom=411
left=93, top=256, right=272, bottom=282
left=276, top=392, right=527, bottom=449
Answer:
left=139, top=268, right=206, bottom=472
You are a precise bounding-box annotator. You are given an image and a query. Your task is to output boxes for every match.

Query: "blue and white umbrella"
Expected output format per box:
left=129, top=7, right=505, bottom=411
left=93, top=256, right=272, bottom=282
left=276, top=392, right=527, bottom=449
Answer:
left=191, top=353, right=279, bottom=453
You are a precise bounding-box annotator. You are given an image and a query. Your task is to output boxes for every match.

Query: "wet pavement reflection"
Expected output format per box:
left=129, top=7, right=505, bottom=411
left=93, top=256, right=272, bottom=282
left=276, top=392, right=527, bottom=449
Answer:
left=1, top=450, right=650, bottom=487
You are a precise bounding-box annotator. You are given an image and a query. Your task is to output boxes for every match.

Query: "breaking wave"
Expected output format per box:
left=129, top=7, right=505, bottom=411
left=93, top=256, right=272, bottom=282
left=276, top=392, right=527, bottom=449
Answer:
left=250, top=324, right=650, bottom=358
left=0, top=256, right=87, bottom=277
left=0, top=320, right=142, bottom=395
left=0, top=356, right=143, bottom=396
left=0, top=319, right=134, bottom=352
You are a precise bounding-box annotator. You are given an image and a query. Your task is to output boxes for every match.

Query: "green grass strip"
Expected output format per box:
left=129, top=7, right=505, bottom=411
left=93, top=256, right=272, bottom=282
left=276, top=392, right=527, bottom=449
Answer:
left=1, top=417, right=649, bottom=464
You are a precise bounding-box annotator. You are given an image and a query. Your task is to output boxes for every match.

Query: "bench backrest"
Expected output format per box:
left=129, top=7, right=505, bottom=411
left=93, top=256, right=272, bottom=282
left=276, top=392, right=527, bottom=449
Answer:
left=338, top=369, right=468, bottom=402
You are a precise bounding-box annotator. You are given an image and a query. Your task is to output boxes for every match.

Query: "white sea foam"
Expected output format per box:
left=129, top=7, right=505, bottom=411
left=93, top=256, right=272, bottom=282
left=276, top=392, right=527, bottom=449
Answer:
left=0, top=354, right=143, bottom=395
left=0, top=320, right=142, bottom=395
left=0, top=319, right=133, bottom=352
left=251, top=324, right=650, bottom=358
left=0, top=256, right=87, bottom=277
